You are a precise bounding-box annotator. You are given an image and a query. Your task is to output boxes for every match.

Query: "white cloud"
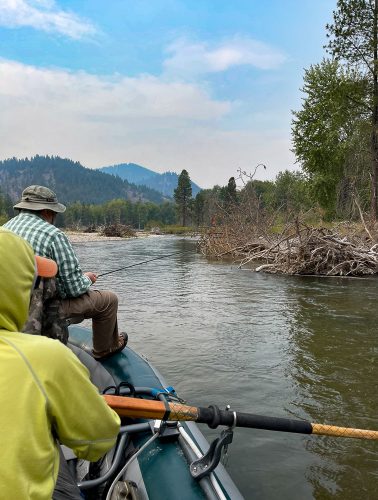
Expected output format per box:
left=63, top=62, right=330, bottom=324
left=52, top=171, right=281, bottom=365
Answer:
left=0, top=59, right=231, bottom=120
left=0, top=59, right=236, bottom=183
left=163, top=37, right=287, bottom=77
left=0, top=58, right=295, bottom=188
left=0, top=0, right=96, bottom=38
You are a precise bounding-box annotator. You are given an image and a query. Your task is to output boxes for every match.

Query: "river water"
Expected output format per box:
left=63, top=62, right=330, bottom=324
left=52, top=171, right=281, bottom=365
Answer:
left=74, top=235, right=378, bottom=500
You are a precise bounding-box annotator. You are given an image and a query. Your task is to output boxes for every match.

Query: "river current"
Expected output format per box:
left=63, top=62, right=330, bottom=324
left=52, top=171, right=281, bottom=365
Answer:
left=74, top=235, right=378, bottom=500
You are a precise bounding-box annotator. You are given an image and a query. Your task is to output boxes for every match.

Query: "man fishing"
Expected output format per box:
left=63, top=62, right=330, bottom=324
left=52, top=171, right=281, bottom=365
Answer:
left=3, top=185, right=127, bottom=360
left=0, top=228, right=120, bottom=499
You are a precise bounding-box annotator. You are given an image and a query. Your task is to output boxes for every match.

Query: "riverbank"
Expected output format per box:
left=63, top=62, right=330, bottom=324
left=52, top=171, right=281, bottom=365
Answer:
left=66, top=230, right=150, bottom=243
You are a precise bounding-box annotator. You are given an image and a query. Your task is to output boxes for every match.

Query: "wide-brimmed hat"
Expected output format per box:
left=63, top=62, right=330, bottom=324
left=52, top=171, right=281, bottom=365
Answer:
left=14, top=185, right=66, bottom=213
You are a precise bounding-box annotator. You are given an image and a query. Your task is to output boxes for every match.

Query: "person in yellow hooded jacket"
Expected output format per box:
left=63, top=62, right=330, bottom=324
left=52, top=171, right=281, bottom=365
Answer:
left=0, top=228, right=120, bottom=499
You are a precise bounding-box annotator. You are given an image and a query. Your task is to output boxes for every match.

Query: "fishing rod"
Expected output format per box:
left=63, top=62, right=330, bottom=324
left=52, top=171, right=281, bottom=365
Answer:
left=97, top=251, right=184, bottom=278
left=104, top=395, right=378, bottom=441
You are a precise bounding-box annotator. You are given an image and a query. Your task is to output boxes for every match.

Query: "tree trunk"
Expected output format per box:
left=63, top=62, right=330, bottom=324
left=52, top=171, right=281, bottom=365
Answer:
left=183, top=205, right=186, bottom=226
left=371, top=0, right=378, bottom=222
left=182, top=194, right=186, bottom=226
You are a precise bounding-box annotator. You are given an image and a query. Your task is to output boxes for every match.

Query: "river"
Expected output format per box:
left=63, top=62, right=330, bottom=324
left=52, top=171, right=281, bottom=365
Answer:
left=73, top=235, right=378, bottom=500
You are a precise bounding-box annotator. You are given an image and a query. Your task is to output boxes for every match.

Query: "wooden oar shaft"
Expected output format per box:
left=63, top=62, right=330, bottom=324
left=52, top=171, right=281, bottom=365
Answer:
left=104, top=396, right=378, bottom=440
left=311, top=424, right=378, bottom=440
left=103, top=395, right=199, bottom=421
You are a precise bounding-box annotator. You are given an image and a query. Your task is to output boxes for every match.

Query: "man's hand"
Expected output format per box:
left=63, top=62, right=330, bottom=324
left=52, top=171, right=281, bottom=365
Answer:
left=84, top=272, right=97, bottom=283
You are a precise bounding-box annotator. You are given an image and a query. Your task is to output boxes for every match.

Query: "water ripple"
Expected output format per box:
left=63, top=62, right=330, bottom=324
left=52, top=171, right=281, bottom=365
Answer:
left=74, top=236, right=378, bottom=500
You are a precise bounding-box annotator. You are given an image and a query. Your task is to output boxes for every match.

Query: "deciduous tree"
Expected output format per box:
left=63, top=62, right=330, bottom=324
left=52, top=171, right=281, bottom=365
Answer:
left=326, top=0, right=378, bottom=219
left=292, top=59, right=369, bottom=218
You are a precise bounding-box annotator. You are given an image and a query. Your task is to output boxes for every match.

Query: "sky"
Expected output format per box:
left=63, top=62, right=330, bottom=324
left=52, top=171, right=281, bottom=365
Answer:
left=0, top=0, right=337, bottom=189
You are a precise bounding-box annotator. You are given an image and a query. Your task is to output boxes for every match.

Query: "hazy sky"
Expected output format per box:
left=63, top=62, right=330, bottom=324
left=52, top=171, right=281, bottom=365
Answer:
left=0, top=0, right=336, bottom=188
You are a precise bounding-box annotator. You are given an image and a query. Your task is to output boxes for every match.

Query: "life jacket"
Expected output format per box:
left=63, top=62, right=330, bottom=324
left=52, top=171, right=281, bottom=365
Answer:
left=23, top=277, right=69, bottom=344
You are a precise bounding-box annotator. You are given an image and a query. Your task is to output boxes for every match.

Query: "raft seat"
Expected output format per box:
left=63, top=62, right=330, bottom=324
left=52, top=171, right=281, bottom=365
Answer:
left=68, top=342, right=115, bottom=392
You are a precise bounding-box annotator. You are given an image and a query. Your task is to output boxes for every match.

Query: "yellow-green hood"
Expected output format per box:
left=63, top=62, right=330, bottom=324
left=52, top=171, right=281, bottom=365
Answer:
left=0, top=228, right=35, bottom=332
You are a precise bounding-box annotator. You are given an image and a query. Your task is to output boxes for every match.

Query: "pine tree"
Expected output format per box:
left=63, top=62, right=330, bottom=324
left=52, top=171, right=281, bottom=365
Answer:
left=225, top=177, right=238, bottom=207
left=193, top=191, right=205, bottom=227
left=174, top=169, right=192, bottom=226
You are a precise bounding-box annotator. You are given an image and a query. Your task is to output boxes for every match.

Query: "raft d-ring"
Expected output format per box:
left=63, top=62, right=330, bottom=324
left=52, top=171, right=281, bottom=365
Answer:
left=225, top=404, right=237, bottom=429
left=231, top=411, right=237, bottom=429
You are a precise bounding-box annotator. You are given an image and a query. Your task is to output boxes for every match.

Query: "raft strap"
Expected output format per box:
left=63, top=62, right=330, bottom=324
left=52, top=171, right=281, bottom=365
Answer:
left=162, top=396, right=170, bottom=421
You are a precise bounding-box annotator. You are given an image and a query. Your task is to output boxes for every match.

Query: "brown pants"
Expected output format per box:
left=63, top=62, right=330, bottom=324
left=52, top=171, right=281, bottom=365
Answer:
left=60, top=289, right=119, bottom=353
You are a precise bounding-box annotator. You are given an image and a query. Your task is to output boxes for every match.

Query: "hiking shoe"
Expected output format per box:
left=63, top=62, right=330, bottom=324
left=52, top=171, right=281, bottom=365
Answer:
left=92, top=332, right=128, bottom=361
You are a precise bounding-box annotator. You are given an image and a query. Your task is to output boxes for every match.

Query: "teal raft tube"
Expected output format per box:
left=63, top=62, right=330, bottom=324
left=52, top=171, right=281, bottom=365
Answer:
left=68, top=325, right=244, bottom=500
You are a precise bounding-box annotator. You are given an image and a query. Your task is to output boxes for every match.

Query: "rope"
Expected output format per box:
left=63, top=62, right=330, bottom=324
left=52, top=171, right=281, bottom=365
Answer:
left=105, top=432, right=159, bottom=500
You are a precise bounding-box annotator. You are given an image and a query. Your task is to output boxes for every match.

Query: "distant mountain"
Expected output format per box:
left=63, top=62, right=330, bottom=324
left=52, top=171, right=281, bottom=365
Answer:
left=99, top=163, right=202, bottom=197
left=0, top=156, right=168, bottom=205
left=99, top=163, right=157, bottom=184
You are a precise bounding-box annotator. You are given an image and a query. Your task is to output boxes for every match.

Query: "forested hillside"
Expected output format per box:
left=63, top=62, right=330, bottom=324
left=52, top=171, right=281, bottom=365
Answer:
left=0, top=156, right=167, bottom=205
left=99, top=163, right=156, bottom=184
left=100, top=163, right=201, bottom=197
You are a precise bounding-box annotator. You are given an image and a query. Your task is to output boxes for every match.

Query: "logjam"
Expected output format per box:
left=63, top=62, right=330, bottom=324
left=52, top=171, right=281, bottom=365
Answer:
left=198, top=222, right=378, bottom=276
left=100, top=224, right=136, bottom=238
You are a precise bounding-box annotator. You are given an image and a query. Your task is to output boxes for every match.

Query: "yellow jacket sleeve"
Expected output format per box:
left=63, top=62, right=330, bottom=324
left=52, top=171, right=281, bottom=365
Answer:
left=39, top=340, right=121, bottom=461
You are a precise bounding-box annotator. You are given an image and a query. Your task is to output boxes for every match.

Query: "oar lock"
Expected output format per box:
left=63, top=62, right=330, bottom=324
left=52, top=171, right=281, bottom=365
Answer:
left=151, top=402, right=237, bottom=481
left=190, top=404, right=236, bottom=481
left=151, top=418, right=180, bottom=441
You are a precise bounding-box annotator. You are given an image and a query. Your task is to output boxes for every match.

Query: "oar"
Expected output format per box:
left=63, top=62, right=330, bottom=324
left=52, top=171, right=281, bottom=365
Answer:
left=104, top=395, right=378, bottom=440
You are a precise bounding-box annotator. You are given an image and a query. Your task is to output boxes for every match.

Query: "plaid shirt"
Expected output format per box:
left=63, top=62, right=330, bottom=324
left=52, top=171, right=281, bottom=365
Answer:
left=4, top=212, right=91, bottom=298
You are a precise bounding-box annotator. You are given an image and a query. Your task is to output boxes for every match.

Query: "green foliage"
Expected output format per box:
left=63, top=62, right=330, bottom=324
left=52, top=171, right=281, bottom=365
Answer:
left=174, top=169, right=192, bottom=226
left=185, top=171, right=318, bottom=229
left=247, top=179, right=275, bottom=209
left=0, top=189, right=13, bottom=223
left=224, top=177, right=238, bottom=207
left=193, top=190, right=206, bottom=227
left=238, top=172, right=312, bottom=218
left=292, top=59, right=369, bottom=217
left=0, top=214, right=8, bottom=225
left=272, top=171, right=312, bottom=213
left=325, top=0, right=378, bottom=218
left=326, top=0, right=375, bottom=70
left=192, top=187, right=221, bottom=227
left=61, top=199, right=177, bottom=229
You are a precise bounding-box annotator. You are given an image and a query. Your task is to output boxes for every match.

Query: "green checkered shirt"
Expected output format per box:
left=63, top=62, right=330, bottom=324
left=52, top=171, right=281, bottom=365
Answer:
left=4, top=212, right=91, bottom=298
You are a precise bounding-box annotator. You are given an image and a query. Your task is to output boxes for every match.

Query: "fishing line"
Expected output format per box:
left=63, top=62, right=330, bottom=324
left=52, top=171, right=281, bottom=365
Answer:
left=96, top=251, right=186, bottom=278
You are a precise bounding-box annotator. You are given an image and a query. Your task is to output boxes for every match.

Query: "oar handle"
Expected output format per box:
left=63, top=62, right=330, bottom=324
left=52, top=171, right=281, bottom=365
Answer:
left=104, top=395, right=378, bottom=440
left=197, top=407, right=312, bottom=434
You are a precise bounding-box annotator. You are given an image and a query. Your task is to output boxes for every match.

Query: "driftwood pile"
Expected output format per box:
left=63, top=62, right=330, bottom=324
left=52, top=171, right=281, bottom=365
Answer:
left=100, top=224, right=136, bottom=238
left=199, top=223, right=378, bottom=276
left=83, top=225, right=97, bottom=233
left=198, top=225, right=264, bottom=259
